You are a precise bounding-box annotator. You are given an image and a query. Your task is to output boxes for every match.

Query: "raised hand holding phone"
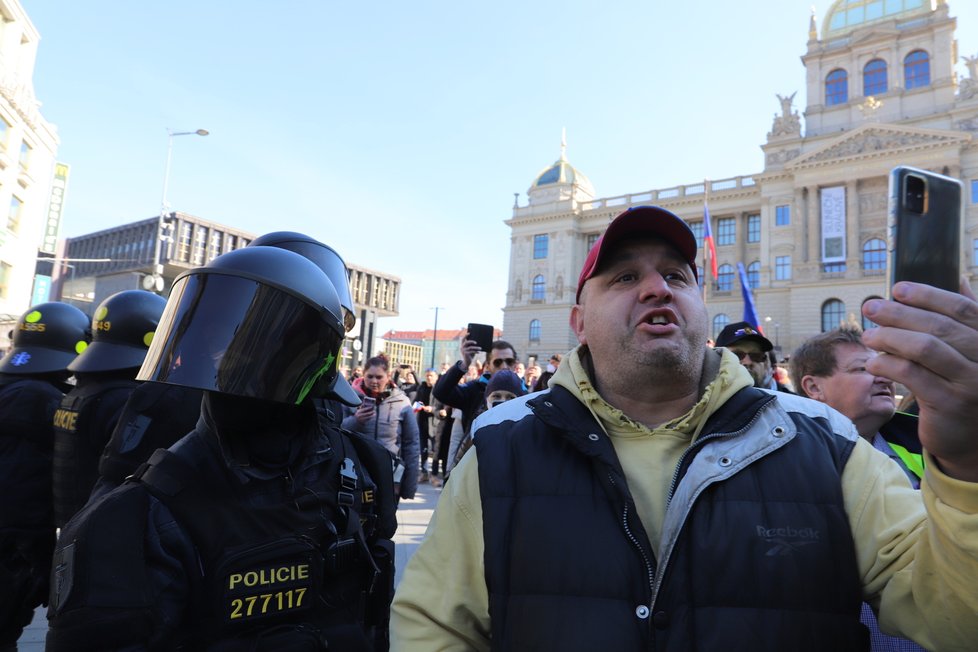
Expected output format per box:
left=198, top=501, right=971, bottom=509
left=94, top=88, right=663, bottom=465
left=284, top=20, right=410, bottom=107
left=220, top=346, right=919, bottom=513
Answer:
left=888, top=166, right=962, bottom=295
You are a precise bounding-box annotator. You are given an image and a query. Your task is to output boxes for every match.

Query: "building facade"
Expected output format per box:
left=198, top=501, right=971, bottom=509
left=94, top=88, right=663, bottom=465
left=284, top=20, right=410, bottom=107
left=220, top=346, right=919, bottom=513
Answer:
left=382, top=328, right=467, bottom=372
left=0, top=0, right=59, bottom=327
left=504, top=0, right=978, bottom=361
left=58, top=213, right=400, bottom=375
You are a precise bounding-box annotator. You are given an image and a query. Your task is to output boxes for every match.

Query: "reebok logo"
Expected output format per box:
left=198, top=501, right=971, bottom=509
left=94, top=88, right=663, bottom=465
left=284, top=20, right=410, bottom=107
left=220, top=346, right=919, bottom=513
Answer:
left=756, top=524, right=820, bottom=556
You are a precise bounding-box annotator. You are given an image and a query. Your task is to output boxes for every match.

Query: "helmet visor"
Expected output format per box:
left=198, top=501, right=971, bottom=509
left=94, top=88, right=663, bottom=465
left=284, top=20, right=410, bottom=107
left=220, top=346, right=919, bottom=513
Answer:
left=137, top=273, right=342, bottom=404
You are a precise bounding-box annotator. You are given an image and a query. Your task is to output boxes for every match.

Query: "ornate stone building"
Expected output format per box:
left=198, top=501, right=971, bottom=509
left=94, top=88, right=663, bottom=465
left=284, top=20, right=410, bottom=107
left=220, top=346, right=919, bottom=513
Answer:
left=0, top=0, right=60, bottom=325
left=504, top=0, right=978, bottom=362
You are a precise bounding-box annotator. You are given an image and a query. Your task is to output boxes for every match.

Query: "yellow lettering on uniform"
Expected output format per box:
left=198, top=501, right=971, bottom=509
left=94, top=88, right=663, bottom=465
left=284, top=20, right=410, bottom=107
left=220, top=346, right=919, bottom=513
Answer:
left=53, top=410, right=79, bottom=432
left=228, top=573, right=242, bottom=589
left=296, top=564, right=309, bottom=580
left=245, top=595, right=257, bottom=616
left=260, top=593, right=273, bottom=613
left=295, top=587, right=307, bottom=607
left=276, top=567, right=289, bottom=583
left=230, top=599, right=243, bottom=619
left=244, top=571, right=258, bottom=587
left=362, top=489, right=374, bottom=503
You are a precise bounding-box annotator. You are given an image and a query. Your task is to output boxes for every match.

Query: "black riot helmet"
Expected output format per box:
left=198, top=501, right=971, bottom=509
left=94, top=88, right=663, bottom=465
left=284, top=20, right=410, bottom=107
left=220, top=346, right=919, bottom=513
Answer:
left=0, top=301, right=90, bottom=375
left=137, top=246, right=348, bottom=405
left=248, top=231, right=356, bottom=333
left=69, top=290, right=168, bottom=373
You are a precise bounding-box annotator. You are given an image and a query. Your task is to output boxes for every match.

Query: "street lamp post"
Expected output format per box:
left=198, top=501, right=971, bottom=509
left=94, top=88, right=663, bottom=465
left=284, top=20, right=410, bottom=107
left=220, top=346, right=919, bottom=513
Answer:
left=152, top=128, right=208, bottom=291
left=429, top=306, right=443, bottom=370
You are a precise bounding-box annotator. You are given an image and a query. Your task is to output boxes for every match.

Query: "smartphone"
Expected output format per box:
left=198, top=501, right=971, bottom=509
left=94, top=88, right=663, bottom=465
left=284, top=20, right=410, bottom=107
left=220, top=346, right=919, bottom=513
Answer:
left=888, top=166, right=962, bottom=295
left=466, top=323, right=494, bottom=353
left=361, top=396, right=376, bottom=410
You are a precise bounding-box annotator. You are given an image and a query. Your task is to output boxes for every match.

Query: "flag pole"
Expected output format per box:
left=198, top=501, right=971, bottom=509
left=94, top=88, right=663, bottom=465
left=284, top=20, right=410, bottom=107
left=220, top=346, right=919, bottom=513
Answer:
left=703, top=179, right=709, bottom=302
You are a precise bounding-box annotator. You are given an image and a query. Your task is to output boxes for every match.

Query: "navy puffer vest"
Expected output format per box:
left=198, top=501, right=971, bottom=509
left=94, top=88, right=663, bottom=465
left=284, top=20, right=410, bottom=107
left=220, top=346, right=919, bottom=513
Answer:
left=475, top=386, right=868, bottom=651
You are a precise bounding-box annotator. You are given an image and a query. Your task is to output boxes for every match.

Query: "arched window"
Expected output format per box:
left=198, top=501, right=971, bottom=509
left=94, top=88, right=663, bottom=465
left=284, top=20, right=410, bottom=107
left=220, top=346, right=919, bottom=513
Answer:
left=531, top=275, right=545, bottom=301
left=712, top=314, right=730, bottom=340
left=821, top=299, right=846, bottom=332
left=717, top=264, right=734, bottom=292
left=825, top=69, right=848, bottom=105
left=747, top=261, right=760, bottom=289
left=529, top=319, right=541, bottom=342
left=863, top=59, right=887, bottom=95
left=862, top=238, right=886, bottom=271
left=904, top=50, right=930, bottom=89
left=861, top=296, right=883, bottom=331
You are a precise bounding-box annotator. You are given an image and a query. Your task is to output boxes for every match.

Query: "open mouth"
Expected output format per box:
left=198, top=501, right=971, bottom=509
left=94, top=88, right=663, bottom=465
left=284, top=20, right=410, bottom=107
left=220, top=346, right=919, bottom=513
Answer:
left=640, top=309, right=677, bottom=327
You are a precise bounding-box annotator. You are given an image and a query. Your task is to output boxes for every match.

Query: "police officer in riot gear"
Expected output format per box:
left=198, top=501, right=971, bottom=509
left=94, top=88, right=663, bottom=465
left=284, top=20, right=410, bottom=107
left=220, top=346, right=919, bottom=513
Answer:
left=47, top=246, right=396, bottom=651
left=52, top=290, right=166, bottom=527
left=0, top=302, right=89, bottom=649
left=92, top=232, right=361, bottom=496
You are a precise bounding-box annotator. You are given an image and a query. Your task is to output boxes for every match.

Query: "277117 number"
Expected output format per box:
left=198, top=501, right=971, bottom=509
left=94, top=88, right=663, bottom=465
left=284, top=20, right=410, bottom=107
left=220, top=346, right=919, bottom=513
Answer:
left=229, top=587, right=308, bottom=620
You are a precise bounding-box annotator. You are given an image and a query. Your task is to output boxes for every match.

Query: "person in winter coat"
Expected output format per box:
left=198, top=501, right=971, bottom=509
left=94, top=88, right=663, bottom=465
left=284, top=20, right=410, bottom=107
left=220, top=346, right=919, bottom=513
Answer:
left=392, top=205, right=978, bottom=651
left=343, top=354, right=420, bottom=502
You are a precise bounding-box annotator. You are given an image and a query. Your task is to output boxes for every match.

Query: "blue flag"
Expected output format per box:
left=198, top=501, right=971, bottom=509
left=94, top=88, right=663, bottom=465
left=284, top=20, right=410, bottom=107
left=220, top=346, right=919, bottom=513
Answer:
left=737, top=262, right=764, bottom=333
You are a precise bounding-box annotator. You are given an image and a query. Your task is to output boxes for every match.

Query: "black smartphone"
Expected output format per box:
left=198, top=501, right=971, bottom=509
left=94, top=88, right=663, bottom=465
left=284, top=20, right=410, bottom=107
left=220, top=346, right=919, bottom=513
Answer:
left=466, top=323, right=494, bottom=353
left=888, top=166, right=962, bottom=295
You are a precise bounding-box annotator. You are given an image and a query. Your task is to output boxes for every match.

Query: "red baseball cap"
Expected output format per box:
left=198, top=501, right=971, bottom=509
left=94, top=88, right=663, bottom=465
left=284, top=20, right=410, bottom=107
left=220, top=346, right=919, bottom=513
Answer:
left=576, top=206, right=698, bottom=303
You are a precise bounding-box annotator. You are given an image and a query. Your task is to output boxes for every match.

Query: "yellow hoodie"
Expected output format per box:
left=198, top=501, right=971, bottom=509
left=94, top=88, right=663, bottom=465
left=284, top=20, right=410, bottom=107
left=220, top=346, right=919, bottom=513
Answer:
left=392, top=347, right=978, bottom=651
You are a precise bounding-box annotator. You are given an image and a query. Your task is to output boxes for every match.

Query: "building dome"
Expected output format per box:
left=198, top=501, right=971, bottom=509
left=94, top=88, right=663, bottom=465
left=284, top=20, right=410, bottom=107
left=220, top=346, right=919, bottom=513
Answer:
left=531, top=157, right=594, bottom=194
left=524, top=132, right=595, bottom=206
left=823, top=0, right=933, bottom=40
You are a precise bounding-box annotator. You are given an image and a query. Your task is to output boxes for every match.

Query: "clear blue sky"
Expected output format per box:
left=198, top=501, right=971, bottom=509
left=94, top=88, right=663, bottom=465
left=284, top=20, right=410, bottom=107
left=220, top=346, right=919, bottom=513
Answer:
left=22, top=1, right=978, bottom=335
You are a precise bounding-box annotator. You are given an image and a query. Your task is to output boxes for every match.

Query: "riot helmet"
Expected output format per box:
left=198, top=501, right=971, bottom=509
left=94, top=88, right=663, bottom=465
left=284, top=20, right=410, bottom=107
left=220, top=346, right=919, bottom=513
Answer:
left=247, top=231, right=362, bottom=407
left=0, top=302, right=90, bottom=375
left=137, top=246, right=346, bottom=405
left=248, top=231, right=356, bottom=333
left=69, top=290, right=168, bottom=373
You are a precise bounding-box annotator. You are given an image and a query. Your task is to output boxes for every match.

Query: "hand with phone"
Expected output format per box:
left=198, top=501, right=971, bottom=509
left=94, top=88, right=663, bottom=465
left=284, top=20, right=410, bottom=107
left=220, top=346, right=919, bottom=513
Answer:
left=862, top=279, right=978, bottom=482
left=460, top=323, right=493, bottom=369
left=355, top=395, right=376, bottom=425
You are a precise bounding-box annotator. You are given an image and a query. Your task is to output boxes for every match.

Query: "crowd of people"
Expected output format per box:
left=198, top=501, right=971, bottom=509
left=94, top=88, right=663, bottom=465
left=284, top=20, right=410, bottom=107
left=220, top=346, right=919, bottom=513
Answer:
left=2, top=206, right=978, bottom=651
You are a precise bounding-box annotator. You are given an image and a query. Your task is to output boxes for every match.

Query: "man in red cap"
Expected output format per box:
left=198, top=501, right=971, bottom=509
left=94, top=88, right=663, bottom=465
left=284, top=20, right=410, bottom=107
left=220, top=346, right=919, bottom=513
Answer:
left=392, top=205, right=978, bottom=651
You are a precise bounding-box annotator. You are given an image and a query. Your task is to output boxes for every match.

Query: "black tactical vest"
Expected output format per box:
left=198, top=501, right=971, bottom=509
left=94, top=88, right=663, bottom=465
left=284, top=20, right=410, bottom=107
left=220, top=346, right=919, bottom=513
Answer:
left=133, top=424, right=396, bottom=651
left=52, top=378, right=137, bottom=527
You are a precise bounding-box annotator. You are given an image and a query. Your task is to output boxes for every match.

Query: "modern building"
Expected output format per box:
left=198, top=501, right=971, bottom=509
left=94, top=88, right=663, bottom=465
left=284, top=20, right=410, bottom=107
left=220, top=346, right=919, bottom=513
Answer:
left=504, top=0, right=978, bottom=361
left=56, top=213, right=400, bottom=374
left=0, top=0, right=60, bottom=340
left=382, top=328, right=467, bottom=372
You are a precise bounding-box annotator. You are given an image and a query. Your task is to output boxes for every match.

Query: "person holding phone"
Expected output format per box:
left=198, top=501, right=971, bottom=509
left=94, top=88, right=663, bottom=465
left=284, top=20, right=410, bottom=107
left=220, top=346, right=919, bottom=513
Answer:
left=393, top=205, right=978, bottom=650
left=431, top=330, right=517, bottom=474
left=342, top=354, right=420, bottom=504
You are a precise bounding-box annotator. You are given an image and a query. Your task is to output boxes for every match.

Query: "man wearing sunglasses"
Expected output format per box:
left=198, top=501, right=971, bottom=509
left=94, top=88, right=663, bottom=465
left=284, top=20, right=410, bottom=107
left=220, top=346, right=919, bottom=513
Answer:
left=715, top=321, right=793, bottom=393
left=432, top=333, right=518, bottom=469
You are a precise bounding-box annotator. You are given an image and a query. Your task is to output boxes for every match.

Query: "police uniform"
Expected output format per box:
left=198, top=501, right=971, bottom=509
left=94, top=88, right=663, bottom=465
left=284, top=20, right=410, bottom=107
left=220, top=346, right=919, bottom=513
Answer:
left=47, top=244, right=395, bottom=651
left=0, top=302, right=89, bottom=647
left=52, top=290, right=166, bottom=528
left=91, top=382, right=204, bottom=499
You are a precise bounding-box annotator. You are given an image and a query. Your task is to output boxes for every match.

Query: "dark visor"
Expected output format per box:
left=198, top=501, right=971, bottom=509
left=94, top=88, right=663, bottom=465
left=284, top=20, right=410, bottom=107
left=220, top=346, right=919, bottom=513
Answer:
left=137, top=273, right=342, bottom=404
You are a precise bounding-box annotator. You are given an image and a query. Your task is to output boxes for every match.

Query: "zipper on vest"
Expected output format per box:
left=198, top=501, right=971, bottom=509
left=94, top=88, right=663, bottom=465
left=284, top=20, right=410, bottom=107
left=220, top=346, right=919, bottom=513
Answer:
left=607, top=472, right=655, bottom=597
left=652, top=398, right=775, bottom=605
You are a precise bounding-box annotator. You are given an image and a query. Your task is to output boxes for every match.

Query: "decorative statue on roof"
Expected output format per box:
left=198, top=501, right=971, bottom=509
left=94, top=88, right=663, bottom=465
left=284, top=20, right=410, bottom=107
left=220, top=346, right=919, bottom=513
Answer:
left=769, top=92, right=801, bottom=140
left=960, top=54, right=978, bottom=101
